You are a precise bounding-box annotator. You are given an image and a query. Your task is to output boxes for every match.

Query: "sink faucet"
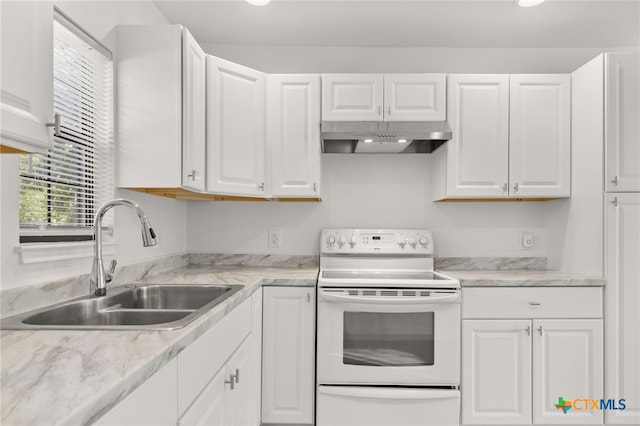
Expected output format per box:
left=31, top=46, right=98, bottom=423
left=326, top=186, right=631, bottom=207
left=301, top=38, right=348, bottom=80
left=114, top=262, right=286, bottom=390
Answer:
left=90, top=199, right=157, bottom=297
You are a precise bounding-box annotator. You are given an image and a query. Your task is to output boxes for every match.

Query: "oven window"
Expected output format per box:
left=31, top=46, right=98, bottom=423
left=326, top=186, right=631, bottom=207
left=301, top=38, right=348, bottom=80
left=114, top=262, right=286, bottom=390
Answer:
left=343, top=312, right=434, bottom=366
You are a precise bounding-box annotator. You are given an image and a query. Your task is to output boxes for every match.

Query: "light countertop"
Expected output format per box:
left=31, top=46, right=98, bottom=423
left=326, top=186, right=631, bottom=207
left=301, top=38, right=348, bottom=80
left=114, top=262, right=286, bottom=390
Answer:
left=0, top=265, right=318, bottom=426
left=440, top=269, right=606, bottom=287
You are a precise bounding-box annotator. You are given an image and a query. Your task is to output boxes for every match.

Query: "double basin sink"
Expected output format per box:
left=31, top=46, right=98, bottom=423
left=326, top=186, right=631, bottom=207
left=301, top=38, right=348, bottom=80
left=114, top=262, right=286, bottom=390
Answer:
left=0, top=284, right=243, bottom=330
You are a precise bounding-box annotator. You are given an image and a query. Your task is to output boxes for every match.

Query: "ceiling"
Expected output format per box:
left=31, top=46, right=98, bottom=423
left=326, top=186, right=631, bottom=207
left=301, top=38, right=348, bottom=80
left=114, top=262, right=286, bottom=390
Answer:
left=152, top=0, right=640, bottom=49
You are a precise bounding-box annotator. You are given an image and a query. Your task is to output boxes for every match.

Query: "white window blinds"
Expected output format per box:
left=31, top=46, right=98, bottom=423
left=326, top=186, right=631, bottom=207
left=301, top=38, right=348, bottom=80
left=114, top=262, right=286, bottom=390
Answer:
left=19, top=17, right=113, bottom=238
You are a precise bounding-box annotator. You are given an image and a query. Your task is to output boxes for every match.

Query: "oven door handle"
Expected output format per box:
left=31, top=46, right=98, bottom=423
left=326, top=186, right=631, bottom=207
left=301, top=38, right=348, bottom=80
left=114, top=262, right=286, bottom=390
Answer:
left=318, top=386, right=459, bottom=400
left=319, top=291, right=460, bottom=304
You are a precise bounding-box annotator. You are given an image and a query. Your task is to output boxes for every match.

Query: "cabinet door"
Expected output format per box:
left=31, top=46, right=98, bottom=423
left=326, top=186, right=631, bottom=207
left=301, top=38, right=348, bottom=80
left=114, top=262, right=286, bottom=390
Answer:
left=462, top=320, right=531, bottom=425
left=227, top=338, right=254, bottom=426
left=384, top=74, right=446, bottom=121
left=605, top=53, right=640, bottom=192
left=321, top=74, right=383, bottom=121
left=262, top=287, right=316, bottom=424
left=509, top=75, right=571, bottom=198
left=94, top=358, right=178, bottom=426
left=445, top=75, right=510, bottom=198
left=179, top=365, right=228, bottom=426
left=605, top=193, right=640, bottom=424
left=532, top=319, right=603, bottom=425
left=207, top=56, right=265, bottom=196
left=182, top=28, right=206, bottom=192
left=0, top=0, right=53, bottom=154
left=268, top=74, right=321, bottom=198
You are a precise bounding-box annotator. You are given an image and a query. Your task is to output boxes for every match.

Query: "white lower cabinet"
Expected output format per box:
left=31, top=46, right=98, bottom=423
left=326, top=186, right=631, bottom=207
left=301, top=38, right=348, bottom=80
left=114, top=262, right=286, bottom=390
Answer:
left=262, top=286, right=315, bottom=425
left=93, top=358, right=178, bottom=426
left=605, top=193, right=640, bottom=425
left=180, top=337, right=254, bottom=426
left=93, top=293, right=261, bottom=426
left=462, top=287, right=603, bottom=426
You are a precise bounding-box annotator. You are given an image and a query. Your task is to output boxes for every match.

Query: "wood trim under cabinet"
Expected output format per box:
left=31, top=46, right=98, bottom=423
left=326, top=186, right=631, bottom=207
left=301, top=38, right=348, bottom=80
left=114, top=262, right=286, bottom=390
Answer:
left=435, top=197, right=565, bottom=202
left=0, top=144, right=28, bottom=154
left=123, top=187, right=321, bottom=202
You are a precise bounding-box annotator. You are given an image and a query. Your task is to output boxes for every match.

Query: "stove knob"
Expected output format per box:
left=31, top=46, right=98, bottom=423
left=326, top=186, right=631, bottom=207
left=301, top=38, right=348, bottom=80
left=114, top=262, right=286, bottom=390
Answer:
left=349, top=234, right=358, bottom=247
left=419, top=236, right=428, bottom=247
left=397, top=235, right=406, bottom=248
left=408, top=236, right=418, bottom=248
left=326, top=235, right=336, bottom=246
left=338, top=235, right=347, bottom=247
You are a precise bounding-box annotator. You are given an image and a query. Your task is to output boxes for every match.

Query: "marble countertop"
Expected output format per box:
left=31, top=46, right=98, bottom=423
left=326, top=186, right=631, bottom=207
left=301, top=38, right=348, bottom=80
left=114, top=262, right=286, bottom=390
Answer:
left=0, top=265, right=318, bottom=426
left=440, top=269, right=606, bottom=287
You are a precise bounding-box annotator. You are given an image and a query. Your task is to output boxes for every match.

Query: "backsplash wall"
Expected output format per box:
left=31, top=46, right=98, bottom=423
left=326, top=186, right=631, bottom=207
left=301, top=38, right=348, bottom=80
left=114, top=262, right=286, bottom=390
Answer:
left=187, top=155, right=548, bottom=257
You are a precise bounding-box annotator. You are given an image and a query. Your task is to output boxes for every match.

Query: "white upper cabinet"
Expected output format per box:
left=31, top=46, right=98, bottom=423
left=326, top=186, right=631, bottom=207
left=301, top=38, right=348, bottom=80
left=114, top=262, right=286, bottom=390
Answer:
left=384, top=74, right=446, bottom=121
left=207, top=56, right=266, bottom=197
left=509, top=74, right=571, bottom=198
left=0, top=0, right=54, bottom=154
left=606, top=52, right=640, bottom=192
left=117, top=25, right=205, bottom=193
left=321, top=74, right=445, bottom=121
left=435, top=74, right=510, bottom=199
left=432, top=74, right=570, bottom=201
left=182, top=29, right=206, bottom=192
left=321, top=74, right=383, bottom=121
left=268, top=74, right=321, bottom=198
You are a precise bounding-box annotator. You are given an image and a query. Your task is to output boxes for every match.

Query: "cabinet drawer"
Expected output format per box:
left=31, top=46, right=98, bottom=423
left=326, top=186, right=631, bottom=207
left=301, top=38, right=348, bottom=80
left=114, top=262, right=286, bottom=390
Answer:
left=462, top=287, right=602, bottom=319
left=178, top=297, right=252, bottom=415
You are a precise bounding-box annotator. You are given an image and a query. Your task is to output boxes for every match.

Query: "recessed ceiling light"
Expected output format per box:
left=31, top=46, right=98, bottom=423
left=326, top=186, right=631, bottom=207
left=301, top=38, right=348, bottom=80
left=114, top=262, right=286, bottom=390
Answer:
left=518, top=0, right=544, bottom=7
left=398, top=139, right=408, bottom=143
left=364, top=139, right=373, bottom=143
left=246, top=0, right=270, bottom=5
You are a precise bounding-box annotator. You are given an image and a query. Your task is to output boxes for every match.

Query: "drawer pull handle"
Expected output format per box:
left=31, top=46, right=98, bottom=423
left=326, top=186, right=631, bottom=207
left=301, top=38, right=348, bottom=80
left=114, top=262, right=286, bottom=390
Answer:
left=529, top=302, right=541, bottom=306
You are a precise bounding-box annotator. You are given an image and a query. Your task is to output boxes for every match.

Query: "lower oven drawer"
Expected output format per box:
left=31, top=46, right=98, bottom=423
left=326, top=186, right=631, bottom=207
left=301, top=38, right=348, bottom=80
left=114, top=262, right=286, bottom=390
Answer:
left=316, top=386, right=460, bottom=426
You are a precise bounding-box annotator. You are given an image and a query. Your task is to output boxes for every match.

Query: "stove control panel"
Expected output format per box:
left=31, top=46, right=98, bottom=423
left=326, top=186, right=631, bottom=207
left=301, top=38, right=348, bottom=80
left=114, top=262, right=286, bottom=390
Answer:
left=321, top=228, right=434, bottom=255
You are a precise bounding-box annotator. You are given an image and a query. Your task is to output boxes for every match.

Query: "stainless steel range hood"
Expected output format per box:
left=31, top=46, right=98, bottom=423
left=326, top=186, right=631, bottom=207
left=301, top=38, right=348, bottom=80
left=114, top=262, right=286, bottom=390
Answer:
left=321, top=121, right=452, bottom=154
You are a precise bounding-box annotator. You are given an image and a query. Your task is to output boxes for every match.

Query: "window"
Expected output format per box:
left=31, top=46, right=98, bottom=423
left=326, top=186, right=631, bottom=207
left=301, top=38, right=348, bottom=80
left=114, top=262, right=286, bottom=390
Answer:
left=19, top=13, right=113, bottom=243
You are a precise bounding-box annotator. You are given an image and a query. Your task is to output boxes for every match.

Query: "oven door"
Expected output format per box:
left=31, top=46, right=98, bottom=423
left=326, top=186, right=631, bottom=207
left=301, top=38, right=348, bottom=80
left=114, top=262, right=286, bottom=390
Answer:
left=317, top=287, right=460, bottom=386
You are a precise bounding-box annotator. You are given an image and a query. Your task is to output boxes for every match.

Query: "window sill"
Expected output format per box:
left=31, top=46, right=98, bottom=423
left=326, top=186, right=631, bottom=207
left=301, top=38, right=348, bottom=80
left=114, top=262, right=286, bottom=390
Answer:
left=15, top=241, right=118, bottom=264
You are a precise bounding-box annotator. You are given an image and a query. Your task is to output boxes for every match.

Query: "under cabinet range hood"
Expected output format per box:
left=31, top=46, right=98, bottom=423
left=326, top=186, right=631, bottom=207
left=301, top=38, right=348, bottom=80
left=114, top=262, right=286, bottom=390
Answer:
left=321, top=121, right=452, bottom=154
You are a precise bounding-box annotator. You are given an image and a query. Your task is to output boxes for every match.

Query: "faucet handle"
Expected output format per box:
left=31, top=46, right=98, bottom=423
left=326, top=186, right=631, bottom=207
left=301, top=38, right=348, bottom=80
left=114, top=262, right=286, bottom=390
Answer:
left=106, top=259, right=117, bottom=283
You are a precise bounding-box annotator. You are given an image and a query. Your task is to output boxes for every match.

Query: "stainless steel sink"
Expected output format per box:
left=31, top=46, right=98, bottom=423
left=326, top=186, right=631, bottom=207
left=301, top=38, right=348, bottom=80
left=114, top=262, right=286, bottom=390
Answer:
left=0, top=284, right=244, bottom=330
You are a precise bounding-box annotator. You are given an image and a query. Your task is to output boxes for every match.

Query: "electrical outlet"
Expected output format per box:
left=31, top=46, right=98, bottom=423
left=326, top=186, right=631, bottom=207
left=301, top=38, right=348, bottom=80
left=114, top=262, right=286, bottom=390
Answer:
left=521, top=233, right=534, bottom=249
left=268, top=229, right=281, bottom=249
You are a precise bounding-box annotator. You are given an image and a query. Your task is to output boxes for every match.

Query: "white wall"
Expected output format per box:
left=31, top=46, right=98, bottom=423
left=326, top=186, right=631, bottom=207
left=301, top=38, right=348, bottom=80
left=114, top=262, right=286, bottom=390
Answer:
left=202, top=45, right=628, bottom=74
left=188, top=155, right=547, bottom=257
left=0, top=1, right=187, bottom=290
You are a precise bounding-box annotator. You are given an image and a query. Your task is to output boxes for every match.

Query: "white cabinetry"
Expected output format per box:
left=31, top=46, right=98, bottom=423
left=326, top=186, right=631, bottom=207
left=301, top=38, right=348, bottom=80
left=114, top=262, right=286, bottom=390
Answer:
left=605, top=53, right=640, bottom=192
left=462, top=287, right=603, bottom=425
left=117, top=25, right=206, bottom=194
left=93, top=358, right=178, bottom=426
left=432, top=74, right=570, bottom=201
left=262, top=287, right=316, bottom=425
left=207, top=56, right=266, bottom=197
left=0, top=0, right=54, bottom=154
left=268, top=74, right=321, bottom=199
left=509, top=75, right=571, bottom=198
left=322, top=74, right=445, bottom=121
left=605, top=193, right=640, bottom=425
